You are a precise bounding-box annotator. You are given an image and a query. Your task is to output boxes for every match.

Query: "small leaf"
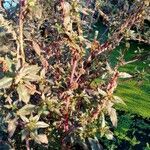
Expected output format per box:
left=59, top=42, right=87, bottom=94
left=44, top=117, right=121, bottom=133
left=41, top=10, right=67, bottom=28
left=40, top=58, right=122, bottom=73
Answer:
left=20, top=116, right=29, bottom=123
left=21, top=65, right=40, bottom=76
left=8, top=118, right=17, bottom=137
left=30, top=132, right=48, bottom=144
left=119, top=72, right=132, bottom=78
left=113, top=96, right=126, bottom=105
left=21, top=130, right=29, bottom=141
left=88, top=137, right=102, bottom=150
left=32, top=40, right=41, bottom=56
left=101, top=113, right=105, bottom=128
left=62, top=2, right=72, bottom=31
left=0, top=77, right=13, bottom=89
left=30, top=115, right=40, bottom=122
left=109, top=108, right=117, bottom=127
left=17, top=104, right=35, bottom=116
left=37, top=134, right=48, bottom=144
left=23, top=74, right=41, bottom=82
left=28, top=0, right=36, bottom=7
left=105, top=131, right=114, bottom=140
left=15, top=65, right=40, bottom=84
left=17, top=84, right=30, bottom=104
left=80, top=8, right=89, bottom=15
left=36, top=121, right=49, bottom=128
left=98, top=88, right=107, bottom=96
left=5, top=55, right=13, bottom=72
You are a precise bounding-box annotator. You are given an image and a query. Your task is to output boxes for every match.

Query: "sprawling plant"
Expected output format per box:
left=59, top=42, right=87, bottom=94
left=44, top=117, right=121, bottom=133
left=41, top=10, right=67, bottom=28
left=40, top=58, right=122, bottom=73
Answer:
left=0, top=0, right=149, bottom=149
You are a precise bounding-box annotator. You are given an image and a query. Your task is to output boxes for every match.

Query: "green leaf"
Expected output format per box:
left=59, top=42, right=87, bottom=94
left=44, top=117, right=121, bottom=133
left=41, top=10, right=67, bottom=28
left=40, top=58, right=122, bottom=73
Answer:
left=17, top=104, right=35, bottom=116
left=0, top=77, right=13, bottom=89
left=36, top=121, right=49, bottom=128
left=17, top=84, right=30, bottom=104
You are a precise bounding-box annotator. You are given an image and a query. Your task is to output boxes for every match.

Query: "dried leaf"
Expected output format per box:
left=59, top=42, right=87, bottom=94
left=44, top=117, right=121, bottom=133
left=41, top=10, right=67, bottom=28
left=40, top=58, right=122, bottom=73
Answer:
left=40, top=56, right=49, bottom=70
left=24, top=83, right=37, bottom=95
left=32, top=40, right=41, bottom=56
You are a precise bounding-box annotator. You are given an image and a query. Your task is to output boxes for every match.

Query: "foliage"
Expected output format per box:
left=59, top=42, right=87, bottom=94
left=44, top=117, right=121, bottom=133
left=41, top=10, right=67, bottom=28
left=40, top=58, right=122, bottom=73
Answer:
left=109, top=42, right=150, bottom=118
left=100, top=112, right=150, bottom=150
left=0, top=0, right=149, bottom=149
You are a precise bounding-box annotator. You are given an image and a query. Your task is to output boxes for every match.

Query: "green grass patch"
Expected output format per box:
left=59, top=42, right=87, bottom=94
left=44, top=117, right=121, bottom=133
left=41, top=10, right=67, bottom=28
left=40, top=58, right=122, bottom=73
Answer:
left=110, top=41, right=150, bottom=118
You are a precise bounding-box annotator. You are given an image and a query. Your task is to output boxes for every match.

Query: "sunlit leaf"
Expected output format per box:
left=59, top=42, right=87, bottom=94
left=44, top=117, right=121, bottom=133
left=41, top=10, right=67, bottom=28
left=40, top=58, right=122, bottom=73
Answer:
left=30, top=115, right=40, bottom=122
left=17, top=104, right=35, bottom=116
left=8, top=118, right=17, bottom=137
left=109, top=108, right=117, bottom=127
left=15, top=65, right=40, bottom=84
left=20, top=65, right=40, bottom=76
left=21, top=130, right=29, bottom=141
left=23, top=74, right=41, bottom=82
left=101, top=113, right=105, bottom=128
left=32, top=40, right=41, bottom=56
left=5, top=55, right=13, bottom=72
left=105, top=130, right=114, bottom=140
left=98, top=88, right=107, bottom=96
left=37, top=134, right=48, bottom=144
left=17, top=84, right=30, bottom=104
left=36, top=121, right=49, bottom=128
left=119, top=72, right=132, bottom=78
left=113, top=96, right=126, bottom=105
left=20, top=116, right=29, bottom=123
left=0, top=77, right=13, bottom=89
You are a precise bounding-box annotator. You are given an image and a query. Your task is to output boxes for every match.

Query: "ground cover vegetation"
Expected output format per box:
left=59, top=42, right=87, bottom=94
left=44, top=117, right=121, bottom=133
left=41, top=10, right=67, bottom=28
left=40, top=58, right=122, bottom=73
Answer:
left=0, top=0, right=149, bottom=149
